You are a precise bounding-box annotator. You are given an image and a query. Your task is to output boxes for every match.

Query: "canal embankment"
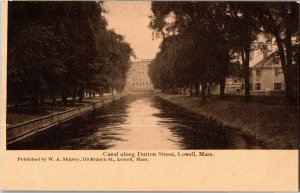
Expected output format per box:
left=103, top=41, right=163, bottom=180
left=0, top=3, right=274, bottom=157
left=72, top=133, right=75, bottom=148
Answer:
left=7, top=93, right=127, bottom=144
left=155, top=93, right=298, bottom=149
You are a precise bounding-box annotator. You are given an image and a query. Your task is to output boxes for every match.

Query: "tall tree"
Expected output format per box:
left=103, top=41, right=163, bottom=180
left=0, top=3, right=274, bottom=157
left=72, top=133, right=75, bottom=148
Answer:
left=260, top=2, right=299, bottom=104
left=224, top=3, right=262, bottom=102
left=7, top=2, right=133, bottom=106
left=149, top=2, right=236, bottom=100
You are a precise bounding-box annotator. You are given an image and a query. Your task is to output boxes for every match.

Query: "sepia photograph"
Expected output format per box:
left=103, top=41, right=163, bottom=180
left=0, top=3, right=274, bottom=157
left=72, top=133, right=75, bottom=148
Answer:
left=5, top=1, right=299, bottom=150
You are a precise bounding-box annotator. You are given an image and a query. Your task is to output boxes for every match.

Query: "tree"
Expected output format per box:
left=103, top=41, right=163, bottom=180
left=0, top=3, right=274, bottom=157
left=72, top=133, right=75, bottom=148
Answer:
left=7, top=2, right=133, bottom=106
left=223, top=3, right=263, bottom=102
left=97, top=30, right=134, bottom=94
left=260, top=2, right=299, bottom=104
left=149, top=2, right=235, bottom=100
left=8, top=23, right=66, bottom=107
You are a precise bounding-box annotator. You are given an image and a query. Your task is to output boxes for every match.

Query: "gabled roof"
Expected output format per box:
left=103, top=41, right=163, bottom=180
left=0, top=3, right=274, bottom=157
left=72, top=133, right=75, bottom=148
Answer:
left=249, top=49, right=264, bottom=67
left=251, top=52, right=282, bottom=69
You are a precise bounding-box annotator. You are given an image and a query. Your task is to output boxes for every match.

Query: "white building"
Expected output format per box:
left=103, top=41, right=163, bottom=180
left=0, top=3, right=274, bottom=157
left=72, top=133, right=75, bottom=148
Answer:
left=212, top=34, right=285, bottom=95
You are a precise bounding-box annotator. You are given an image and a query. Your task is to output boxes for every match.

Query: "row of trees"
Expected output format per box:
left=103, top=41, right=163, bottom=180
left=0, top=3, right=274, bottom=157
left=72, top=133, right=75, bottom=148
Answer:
left=8, top=2, right=134, bottom=107
left=148, top=2, right=299, bottom=103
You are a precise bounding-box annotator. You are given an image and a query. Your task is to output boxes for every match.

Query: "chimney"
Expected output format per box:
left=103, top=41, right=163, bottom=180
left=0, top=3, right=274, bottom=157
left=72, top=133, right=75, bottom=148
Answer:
left=262, top=44, right=268, bottom=59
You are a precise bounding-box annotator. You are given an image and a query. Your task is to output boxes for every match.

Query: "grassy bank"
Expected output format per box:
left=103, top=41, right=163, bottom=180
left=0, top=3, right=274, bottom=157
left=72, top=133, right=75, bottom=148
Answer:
left=6, top=95, right=120, bottom=126
left=156, top=93, right=298, bottom=149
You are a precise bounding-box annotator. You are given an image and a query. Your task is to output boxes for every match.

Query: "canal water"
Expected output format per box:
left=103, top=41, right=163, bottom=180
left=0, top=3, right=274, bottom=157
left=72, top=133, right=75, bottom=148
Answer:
left=8, top=94, right=264, bottom=150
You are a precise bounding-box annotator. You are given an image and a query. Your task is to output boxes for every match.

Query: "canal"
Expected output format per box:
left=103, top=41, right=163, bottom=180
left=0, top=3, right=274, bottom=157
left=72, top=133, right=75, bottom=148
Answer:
left=8, top=94, right=264, bottom=150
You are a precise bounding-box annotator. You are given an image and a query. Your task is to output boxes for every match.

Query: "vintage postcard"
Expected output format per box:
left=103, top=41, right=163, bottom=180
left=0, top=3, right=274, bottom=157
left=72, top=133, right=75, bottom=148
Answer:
left=0, top=0, right=299, bottom=191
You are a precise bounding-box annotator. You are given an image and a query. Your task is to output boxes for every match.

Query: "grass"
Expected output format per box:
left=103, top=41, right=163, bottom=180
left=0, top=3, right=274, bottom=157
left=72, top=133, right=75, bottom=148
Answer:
left=6, top=102, right=85, bottom=126
left=156, top=93, right=299, bottom=149
left=6, top=95, right=116, bottom=126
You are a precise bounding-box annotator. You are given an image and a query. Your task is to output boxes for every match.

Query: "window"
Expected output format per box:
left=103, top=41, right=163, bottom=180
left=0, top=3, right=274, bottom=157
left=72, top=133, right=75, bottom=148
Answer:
left=275, top=69, right=281, bottom=76
left=256, top=69, right=261, bottom=76
left=273, top=53, right=280, bottom=64
left=256, top=83, right=261, bottom=90
left=133, top=82, right=135, bottom=86
left=274, top=83, right=282, bottom=91
left=241, top=84, right=245, bottom=90
left=249, top=83, right=253, bottom=91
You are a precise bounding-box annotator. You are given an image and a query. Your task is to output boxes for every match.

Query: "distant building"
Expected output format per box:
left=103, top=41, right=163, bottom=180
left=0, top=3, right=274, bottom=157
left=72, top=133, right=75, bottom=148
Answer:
left=247, top=51, right=284, bottom=94
left=212, top=34, right=285, bottom=95
left=245, top=35, right=285, bottom=94
left=125, top=59, right=154, bottom=92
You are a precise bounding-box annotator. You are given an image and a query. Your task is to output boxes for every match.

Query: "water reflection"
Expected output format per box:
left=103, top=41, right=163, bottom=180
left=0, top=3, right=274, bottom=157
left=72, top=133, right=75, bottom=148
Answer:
left=8, top=94, right=264, bottom=150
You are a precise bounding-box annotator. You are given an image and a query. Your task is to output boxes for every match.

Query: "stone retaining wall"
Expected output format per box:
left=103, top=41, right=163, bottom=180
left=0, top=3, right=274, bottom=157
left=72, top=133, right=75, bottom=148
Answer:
left=7, top=94, right=126, bottom=144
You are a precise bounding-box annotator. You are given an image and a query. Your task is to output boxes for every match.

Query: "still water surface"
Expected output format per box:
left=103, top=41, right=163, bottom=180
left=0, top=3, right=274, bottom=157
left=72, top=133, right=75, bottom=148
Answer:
left=8, top=94, right=263, bottom=150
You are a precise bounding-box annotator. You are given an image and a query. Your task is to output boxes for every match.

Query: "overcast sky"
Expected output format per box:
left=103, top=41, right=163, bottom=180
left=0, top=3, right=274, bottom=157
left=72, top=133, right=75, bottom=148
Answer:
left=103, top=1, right=162, bottom=61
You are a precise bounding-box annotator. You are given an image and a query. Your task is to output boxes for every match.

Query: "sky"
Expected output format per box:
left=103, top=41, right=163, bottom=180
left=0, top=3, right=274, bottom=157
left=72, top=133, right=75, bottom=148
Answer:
left=103, top=1, right=162, bottom=61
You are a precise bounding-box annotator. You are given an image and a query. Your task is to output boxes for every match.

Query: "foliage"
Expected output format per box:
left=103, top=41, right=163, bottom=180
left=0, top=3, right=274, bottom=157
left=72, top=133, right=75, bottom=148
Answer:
left=8, top=1, right=133, bottom=106
left=148, top=2, right=299, bottom=103
left=259, top=2, right=299, bottom=104
left=149, top=2, right=232, bottom=99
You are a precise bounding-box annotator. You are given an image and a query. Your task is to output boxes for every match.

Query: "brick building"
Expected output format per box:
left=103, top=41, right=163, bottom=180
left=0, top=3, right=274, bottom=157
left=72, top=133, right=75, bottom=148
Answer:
left=125, top=59, right=154, bottom=92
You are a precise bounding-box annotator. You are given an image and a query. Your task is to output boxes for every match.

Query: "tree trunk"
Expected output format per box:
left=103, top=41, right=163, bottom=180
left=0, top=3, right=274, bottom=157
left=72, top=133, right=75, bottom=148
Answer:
left=219, top=49, right=229, bottom=100
left=62, top=91, right=67, bottom=105
left=14, top=100, right=19, bottom=108
left=207, top=83, right=211, bottom=99
left=242, top=48, right=251, bottom=102
left=40, top=93, right=44, bottom=106
left=72, top=96, right=75, bottom=104
left=51, top=89, right=56, bottom=105
left=34, top=97, right=38, bottom=109
left=275, top=35, right=294, bottom=104
left=220, top=77, right=225, bottom=100
left=89, top=89, right=92, bottom=99
left=31, top=94, right=38, bottom=109
left=72, top=88, right=76, bottom=104
left=201, top=82, right=207, bottom=101
left=79, top=88, right=84, bottom=103
left=241, top=13, right=252, bottom=103
left=267, top=10, right=294, bottom=104
left=195, top=82, right=199, bottom=97
left=31, top=95, right=35, bottom=106
left=284, top=29, right=295, bottom=104
left=189, top=83, right=193, bottom=97
left=52, top=93, right=56, bottom=105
